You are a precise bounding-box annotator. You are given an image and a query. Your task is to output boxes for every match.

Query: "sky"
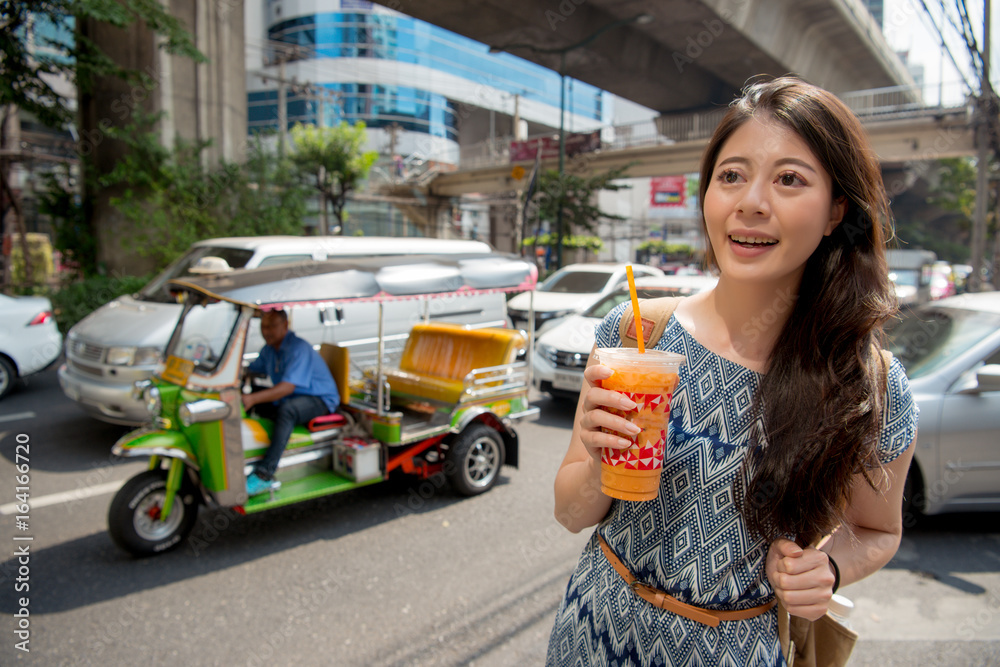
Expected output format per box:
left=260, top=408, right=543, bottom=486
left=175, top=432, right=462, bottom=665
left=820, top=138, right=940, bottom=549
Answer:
left=881, top=0, right=998, bottom=105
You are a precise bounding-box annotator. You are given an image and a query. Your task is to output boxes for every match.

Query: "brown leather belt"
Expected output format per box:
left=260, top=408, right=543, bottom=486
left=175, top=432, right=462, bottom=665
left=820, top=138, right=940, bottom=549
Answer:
left=598, top=534, right=777, bottom=628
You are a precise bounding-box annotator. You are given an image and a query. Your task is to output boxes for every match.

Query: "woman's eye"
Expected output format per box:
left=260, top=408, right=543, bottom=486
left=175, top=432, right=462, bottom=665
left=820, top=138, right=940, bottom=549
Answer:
left=778, top=172, right=801, bottom=186
left=720, top=170, right=740, bottom=184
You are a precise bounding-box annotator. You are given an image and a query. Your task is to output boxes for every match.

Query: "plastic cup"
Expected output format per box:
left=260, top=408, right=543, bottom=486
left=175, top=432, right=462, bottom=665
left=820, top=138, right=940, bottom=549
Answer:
left=596, top=347, right=685, bottom=501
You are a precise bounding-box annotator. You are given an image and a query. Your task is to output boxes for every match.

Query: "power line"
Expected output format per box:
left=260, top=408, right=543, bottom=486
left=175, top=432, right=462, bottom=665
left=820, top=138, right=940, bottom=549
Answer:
left=920, top=0, right=978, bottom=93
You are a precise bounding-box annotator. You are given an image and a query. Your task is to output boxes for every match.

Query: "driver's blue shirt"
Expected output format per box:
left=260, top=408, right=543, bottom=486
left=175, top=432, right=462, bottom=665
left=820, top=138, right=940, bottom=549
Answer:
left=248, top=331, right=339, bottom=412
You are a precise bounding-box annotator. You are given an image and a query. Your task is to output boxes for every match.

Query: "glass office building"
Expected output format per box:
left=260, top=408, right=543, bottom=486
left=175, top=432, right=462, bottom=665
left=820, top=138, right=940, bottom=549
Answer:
left=247, top=0, right=610, bottom=168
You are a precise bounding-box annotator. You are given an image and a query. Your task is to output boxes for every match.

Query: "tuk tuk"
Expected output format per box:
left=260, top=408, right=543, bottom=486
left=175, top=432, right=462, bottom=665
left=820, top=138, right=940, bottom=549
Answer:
left=107, top=253, right=539, bottom=556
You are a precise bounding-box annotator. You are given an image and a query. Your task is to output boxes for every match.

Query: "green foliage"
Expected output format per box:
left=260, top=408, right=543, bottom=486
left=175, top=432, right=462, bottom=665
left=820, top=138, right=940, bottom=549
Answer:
left=521, top=233, right=603, bottom=252
left=529, top=163, right=633, bottom=245
left=636, top=241, right=696, bottom=259
left=2, top=0, right=203, bottom=129
left=37, top=166, right=97, bottom=277
left=903, top=157, right=1000, bottom=263
left=48, top=273, right=150, bottom=334
left=289, top=122, right=379, bottom=232
left=98, top=113, right=311, bottom=271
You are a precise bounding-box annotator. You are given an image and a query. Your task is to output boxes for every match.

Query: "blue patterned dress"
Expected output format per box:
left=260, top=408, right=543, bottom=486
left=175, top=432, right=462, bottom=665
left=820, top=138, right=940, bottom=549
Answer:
left=546, top=304, right=918, bottom=667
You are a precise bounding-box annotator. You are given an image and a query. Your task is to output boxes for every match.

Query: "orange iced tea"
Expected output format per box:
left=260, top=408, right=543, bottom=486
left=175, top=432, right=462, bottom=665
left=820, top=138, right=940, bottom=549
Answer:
left=596, top=348, right=684, bottom=501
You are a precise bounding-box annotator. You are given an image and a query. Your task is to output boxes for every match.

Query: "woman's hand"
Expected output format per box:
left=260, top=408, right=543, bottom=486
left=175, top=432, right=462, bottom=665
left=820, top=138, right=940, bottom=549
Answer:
left=577, top=363, right=642, bottom=463
left=766, top=538, right=837, bottom=621
left=553, top=350, right=642, bottom=533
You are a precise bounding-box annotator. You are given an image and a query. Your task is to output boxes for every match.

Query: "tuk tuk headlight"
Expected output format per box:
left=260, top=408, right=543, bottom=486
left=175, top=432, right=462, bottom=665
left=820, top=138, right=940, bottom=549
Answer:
left=132, top=379, right=152, bottom=400
left=143, top=386, right=161, bottom=415
left=178, top=399, right=230, bottom=427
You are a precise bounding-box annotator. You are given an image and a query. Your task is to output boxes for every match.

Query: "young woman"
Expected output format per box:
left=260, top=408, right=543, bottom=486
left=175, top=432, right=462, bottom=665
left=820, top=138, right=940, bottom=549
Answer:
left=546, top=77, right=918, bottom=666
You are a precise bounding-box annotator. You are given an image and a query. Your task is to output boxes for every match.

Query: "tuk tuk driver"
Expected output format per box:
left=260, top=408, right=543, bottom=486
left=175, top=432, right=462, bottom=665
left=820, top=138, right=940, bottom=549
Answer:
left=243, top=309, right=340, bottom=496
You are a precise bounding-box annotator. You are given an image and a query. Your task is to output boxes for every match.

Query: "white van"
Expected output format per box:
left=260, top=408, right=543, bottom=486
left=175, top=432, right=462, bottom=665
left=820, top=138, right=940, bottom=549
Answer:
left=58, top=236, right=500, bottom=425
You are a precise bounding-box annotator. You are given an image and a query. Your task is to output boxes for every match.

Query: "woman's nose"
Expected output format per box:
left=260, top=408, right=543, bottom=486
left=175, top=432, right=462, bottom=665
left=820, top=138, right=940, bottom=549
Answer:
left=736, top=177, right=770, bottom=216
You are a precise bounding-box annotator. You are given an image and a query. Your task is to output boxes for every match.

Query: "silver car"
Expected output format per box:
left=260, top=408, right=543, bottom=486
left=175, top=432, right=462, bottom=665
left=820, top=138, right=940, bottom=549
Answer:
left=532, top=275, right=718, bottom=400
left=886, top=291, right=1000, bottom=518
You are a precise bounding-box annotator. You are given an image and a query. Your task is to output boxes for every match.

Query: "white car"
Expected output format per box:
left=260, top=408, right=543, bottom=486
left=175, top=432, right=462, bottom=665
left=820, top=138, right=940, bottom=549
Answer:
left=58, top=235, right=496, bottom=425
left=507, top=262, right=664, bottom=331
left=532, top=275, right=718, bottom=399
left=0, top=294, right=63, bottom=399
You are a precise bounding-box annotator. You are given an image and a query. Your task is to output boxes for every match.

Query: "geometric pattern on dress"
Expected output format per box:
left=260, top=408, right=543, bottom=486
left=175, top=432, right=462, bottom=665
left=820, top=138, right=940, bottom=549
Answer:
left=546, top=302, right=919, bottom=667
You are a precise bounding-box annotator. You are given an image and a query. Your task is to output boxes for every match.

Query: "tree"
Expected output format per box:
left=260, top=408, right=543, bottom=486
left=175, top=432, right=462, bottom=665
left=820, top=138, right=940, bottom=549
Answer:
left=2, top=1, right=202, bottom=287
left=94, top=113, right=311, bottom=272
left=908, top=157, right=1000, bottom=263
left=527, top=163, right=632, bottom=259
left=289, top=122, right=379, bottom=235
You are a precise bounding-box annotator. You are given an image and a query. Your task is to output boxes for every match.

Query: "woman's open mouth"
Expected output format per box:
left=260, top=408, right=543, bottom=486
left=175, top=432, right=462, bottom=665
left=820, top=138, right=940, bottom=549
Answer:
left=729, top=234, right=778, bottom=249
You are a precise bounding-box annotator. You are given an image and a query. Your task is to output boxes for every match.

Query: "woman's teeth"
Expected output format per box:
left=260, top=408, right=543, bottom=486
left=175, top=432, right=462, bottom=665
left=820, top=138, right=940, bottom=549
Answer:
left=729, top=235, right=777, bottom=246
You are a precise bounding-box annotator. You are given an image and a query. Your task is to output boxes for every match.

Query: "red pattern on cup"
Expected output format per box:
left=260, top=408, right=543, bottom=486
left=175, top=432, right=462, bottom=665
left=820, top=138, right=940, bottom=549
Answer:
left=600, top=390, right=672, bottom=470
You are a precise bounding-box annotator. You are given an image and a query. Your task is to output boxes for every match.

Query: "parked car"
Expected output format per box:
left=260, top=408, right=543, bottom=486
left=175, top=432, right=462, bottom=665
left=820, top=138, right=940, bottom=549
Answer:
left=532, top=275, right=717, bottom=399
left=58, top=236, right=497, bottom=425
left=0, top=294, right=63, bottom=400
left=507, top=262, right=663, bottom=331
left=885, top=291, right=1000, bottom=518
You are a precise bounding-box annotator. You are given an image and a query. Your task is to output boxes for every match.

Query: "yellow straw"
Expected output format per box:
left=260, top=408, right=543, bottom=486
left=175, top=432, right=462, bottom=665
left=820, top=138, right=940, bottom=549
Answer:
left=626, top=265, right=645, bottom=353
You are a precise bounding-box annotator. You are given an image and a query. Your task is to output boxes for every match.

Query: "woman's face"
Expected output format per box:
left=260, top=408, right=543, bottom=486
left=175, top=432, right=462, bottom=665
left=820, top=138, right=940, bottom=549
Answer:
left=703, top=115, right=846, bottom=288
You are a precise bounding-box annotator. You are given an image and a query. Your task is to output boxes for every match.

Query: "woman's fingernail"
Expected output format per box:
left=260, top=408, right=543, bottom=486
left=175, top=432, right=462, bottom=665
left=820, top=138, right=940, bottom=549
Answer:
left=626, top=423, right=641, bottom=435
left=620, top=398, right=636, bottom=410
left=617, top=438, right=634, bottom=448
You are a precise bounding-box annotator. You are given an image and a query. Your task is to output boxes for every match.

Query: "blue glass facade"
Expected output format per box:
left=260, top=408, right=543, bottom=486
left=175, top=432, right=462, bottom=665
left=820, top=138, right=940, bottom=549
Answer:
left=249, top=83, right=459, bottom=140
left=250, top=9, right=606, bottom=135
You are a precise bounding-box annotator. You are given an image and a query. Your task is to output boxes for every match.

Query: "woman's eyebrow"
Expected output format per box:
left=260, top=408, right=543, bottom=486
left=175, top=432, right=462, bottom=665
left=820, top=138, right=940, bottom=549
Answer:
left=716, top=155, right=819, bottom=175
left=776, top=157, right=819, bottom=174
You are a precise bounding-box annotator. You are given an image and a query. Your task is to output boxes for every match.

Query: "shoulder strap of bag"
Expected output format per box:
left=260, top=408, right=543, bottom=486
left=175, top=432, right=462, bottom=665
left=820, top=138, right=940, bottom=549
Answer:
left=619, top=296, right=684, bottom=349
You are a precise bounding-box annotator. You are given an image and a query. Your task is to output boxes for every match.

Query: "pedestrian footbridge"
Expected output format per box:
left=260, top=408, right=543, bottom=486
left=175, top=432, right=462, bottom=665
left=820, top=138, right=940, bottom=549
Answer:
left=424, top=86, right=976, bottom=197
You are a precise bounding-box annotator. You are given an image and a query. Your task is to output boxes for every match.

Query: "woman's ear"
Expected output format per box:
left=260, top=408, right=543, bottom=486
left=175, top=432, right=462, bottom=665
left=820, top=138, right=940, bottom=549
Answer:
left=825, top=196, right=848, bottom=236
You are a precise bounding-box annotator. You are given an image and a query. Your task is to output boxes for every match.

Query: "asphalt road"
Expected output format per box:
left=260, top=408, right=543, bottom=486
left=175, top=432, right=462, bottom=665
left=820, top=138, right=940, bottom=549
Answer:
left=0, top=367, right=998, bottom=666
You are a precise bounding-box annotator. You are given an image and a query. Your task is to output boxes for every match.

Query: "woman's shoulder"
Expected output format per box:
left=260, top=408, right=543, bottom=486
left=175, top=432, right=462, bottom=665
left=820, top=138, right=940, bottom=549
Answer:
left=596, top=297, right=686, bottom=350
left=875, top=351, right=919, bottom=464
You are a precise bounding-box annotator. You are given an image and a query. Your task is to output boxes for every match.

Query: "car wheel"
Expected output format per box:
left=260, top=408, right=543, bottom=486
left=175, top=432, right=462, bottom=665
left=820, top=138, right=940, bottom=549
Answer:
left=0, top=356, right=16, bottom=400
left=445, top=423, right=505, bottom=497
left=108, top=469, right=200, bottom=557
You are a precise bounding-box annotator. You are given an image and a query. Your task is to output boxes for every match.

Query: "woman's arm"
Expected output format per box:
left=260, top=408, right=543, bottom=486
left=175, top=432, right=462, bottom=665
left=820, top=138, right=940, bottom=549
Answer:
left=767, top=434, right=917, bottom=620
left=554, top=347, right=642, bottom=533
left=824, top=434, right=917, bottom=585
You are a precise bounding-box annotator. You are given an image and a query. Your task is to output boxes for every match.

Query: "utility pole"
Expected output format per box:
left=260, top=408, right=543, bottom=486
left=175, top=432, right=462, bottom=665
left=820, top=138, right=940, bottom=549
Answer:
left=277, top=58, right=287, bottom=157
left=969, top=0, right=991, bottom=292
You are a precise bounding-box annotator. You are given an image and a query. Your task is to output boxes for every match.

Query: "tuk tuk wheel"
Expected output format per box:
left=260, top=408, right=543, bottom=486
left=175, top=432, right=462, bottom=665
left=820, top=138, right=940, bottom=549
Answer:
left=108, top=469, right=200, bottom=557
left=446, top=424, right=505, bottom=496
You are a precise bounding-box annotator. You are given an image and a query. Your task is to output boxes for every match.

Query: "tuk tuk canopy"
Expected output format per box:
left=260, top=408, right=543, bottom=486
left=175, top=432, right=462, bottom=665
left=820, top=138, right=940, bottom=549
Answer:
left=168, top=252, right=538, bottom=310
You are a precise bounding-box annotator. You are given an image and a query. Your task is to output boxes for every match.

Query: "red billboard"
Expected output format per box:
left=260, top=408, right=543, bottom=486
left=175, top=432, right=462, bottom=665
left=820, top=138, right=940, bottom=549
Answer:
left=650, top=175, right=686, bottom=208
left=509, top=131, right=601, bottom=162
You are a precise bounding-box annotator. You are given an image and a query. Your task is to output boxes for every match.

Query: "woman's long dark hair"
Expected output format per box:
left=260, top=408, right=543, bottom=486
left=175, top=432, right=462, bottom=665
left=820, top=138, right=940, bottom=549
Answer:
left=698, top=76, right=898, bottom=547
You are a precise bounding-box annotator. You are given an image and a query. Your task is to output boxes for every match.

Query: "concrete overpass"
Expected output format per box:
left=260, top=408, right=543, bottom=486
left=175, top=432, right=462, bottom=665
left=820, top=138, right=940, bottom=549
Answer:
left=426, top=97, right=976, bottom=197
left=371, top=0, right=915, bottom=114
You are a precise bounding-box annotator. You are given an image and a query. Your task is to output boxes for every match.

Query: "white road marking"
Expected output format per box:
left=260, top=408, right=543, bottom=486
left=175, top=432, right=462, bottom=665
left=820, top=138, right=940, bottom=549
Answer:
left=0, top=480, right=124, bottom=514
left=0, top=411, right=36, bottom=424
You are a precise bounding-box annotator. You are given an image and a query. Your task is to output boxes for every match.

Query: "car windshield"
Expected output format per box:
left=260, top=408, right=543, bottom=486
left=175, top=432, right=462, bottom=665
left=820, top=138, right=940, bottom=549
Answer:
left=167, top=301, right=242, bottom=375
left=886, top=305, right=1000, bottom=379
left=538, top=270, right=615, bottom=294
left=139, top=247, right=255, bottom=303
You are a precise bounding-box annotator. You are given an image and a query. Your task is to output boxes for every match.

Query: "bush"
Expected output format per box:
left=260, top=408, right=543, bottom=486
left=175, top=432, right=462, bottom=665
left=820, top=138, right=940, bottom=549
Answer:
left=49, top=274, right=151, bottom=335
